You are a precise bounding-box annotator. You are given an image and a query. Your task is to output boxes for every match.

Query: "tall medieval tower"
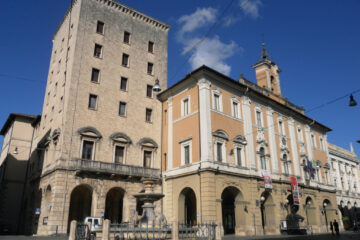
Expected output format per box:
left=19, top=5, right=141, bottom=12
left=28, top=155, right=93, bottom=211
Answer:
left=29, top=0, right=169, bottom=235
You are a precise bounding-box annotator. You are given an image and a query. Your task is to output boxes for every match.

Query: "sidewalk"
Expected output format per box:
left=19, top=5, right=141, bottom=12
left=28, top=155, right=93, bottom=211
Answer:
left=222, top=231, right=360, bottom=240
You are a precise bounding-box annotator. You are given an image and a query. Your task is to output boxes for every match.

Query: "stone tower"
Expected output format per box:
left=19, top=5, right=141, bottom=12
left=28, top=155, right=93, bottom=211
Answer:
left=25, top=0, right=169, bottom=235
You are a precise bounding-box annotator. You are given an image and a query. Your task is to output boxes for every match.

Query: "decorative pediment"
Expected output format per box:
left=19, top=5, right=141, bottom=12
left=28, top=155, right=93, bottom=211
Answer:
left=213, top=130, right=229, bottom=141
left=77, top=126, right=102, bottom=139
left=233, top=135, right=247, bottom=145
left=324, top=163, right=330, bottom=169
left=109, top=132, right=132, bottom=144
left=299, top=142, right=307, bottom=157
left=138, top=138, right=158, bottom=148
left=280, top=136, right=290, bottom=153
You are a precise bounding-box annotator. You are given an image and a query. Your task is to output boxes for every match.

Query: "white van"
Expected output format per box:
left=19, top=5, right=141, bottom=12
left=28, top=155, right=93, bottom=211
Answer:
left=84, top=217, right=102, bottom=233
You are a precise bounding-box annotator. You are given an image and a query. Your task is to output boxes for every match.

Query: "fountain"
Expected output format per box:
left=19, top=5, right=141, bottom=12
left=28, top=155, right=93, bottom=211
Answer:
left=133, top=178, right=165, bottom=226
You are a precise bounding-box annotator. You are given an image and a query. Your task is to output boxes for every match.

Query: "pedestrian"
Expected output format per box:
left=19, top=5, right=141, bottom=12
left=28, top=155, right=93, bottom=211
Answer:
left=329, top=221, right=334, bottom=235
left=333, top=219, right=340, bottom=236
left=354, top=220, right=359, bottom=232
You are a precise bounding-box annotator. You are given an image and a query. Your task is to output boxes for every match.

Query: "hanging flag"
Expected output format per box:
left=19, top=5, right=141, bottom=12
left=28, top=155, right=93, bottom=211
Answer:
left=307, top=159, right=313, bottom=173
left=290, top=176, right=300, bottom=205
left=312, top=161, right=317, bottom=174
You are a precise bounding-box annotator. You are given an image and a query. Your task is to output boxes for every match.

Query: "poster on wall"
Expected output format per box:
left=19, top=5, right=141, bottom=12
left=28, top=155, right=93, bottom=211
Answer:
left=290, top=176, right=300, bottom=205
left=262, top=170, right=273, bottom=189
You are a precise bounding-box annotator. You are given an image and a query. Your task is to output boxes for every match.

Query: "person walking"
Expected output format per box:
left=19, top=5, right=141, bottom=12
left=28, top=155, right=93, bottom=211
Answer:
left=329, top=221, right=334, bottom=235
left=333, top=219, right=340, bottom=236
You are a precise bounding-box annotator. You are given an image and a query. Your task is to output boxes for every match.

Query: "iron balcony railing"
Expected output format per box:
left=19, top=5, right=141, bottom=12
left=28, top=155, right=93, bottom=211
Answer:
left=68, top=159, right=161, bottom=179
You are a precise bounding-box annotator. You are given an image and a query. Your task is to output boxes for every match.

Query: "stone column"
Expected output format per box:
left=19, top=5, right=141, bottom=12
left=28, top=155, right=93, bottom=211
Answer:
left=168, top=97, right=173, bottom=169
left=242, top=96, right=255, bottom=169
left=172, top=221, right=179, bottom=240
left=288, top=118, right=300, bottom=177
left=102, top=219, right=110, bottom=240
left=68, top=220, right=77, bottom=240
left=198, top=79, right=213, bottom=162
left=266, top=107, right=278, bottom=174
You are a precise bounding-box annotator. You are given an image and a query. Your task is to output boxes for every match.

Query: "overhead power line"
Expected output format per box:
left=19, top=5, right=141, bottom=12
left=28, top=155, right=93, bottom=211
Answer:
left=0, top=73, right=46, bottom=84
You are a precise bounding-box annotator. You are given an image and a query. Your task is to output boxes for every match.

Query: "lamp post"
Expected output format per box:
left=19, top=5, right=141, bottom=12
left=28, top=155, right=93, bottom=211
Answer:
left=323, top=202, right=328, bottom=232
left=260, top=196, right=266, bottom=234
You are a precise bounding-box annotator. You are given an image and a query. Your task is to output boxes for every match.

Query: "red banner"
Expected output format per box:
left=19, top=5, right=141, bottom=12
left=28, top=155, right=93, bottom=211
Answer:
left=262, top=170, right=273, bottom=189
left=290, top=176, right=300, bottom=205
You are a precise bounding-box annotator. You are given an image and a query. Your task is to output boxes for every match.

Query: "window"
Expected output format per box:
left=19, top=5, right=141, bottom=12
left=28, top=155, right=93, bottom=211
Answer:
left=119, top=102, right=126, bottom=116
left=114, top=145, right=125, bottom=164
left=82, top=140, right=94, bottom=160
left=320, top=138, right=324, bottom=151
left=216, top=142, right=223, bottom=162
left=146, top=108, right=152, bottom=122
left=236, top=147, right=242, bottom=166
left=279, top=120, right=284, bottom=135
left=184, top=145, right=190, bottom=164
left=283, top=154, right=289, bottom=174
left=122, top=53, right=129, bottom=67
left=259, top=147, right=266, bottom=170
left=146, top=85, right=153, bottom=98
left=232, top=101, right=239, bottom=118
left=147, top=62, right=153, bottom=75
left=183, top=98, right=189, bottom=116
left=148, top=41, right=154, bottom=53
left=143, top=150, right=152, bottom=168
left=94, top=44, right=103, bottom=58
left=311, top=133, right=316, bottom=147
left=123, top=31, right=130, bottom=44
left=256, top=111, right=262, bottom=127
left=120, top=77, right=128, bottom=91
left=325, top=170, right=329, bottom=184
left=214, top=94, right=220, bottom=111
left=91, top=68, right=100, bottom=83
left=88, top=94, right=97, bottom=110
left=96, top=21, right=104, bottom=34
left=297, top=127, right=303, bottom=141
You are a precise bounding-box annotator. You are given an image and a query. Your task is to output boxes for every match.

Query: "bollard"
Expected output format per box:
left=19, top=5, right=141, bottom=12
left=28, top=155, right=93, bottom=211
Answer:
left=102, top=219, right=110, bottom=240
left=68, top=220, right=77, bottom=240
left=172, top=221, right=178, bottom=240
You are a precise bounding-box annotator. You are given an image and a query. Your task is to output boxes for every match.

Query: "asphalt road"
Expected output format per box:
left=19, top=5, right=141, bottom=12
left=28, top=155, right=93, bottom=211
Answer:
left=222, top=232, right=360, bottom=240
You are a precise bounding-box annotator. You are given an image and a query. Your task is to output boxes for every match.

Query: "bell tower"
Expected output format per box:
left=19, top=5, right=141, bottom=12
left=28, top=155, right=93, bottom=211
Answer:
left=252, top=42, right=282, bottom=96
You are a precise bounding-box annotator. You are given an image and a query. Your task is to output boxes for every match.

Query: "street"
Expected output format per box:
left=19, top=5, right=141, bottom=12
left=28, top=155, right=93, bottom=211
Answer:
left=223, top=232, right=360, bottom=240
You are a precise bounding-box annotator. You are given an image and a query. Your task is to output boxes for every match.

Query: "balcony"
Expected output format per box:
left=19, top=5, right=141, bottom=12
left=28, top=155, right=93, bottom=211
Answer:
left=68, top=159, right=161, bottom=179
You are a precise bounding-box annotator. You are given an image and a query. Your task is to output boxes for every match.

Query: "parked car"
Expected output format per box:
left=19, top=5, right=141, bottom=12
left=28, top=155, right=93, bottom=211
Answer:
left=84, top=217, right=102, bottom=236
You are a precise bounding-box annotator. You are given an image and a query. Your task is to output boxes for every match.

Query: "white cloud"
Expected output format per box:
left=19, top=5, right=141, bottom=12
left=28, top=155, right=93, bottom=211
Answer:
left=177, top=7, right=217, bottom=38
left=239, top=0, right=262, bottom=19
left=177, top=7, right=239, bottom=75
left=186, top=36, right=239, bottom=76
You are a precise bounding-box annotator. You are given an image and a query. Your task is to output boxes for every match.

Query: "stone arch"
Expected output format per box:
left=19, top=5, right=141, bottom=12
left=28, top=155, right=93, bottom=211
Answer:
left=323, top=199, right=337, bottom=229
left=178, top=187, right=197, bottom=225
left=221, top=186, right=244, bottom=235
left=305, top=196, right=317, bottom=226
left=77, top=126, right=102, bottom=138
left=68, top=184, right=93, bottom=232
left=260, top=191, right=275, bottom=232
left=104, top=187, right=125, bottom=223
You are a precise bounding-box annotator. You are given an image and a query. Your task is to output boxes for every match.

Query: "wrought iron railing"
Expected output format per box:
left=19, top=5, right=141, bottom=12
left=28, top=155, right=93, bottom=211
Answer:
left=178, top=223, right=217, bottom=240
left=68, top=159, right=161, bottom=179
left=110, top=222, right=172, bottom=240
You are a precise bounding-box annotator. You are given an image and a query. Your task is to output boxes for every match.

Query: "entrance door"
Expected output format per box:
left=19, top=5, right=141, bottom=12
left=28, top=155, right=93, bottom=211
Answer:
left=222, top=203, right=235, bottom=234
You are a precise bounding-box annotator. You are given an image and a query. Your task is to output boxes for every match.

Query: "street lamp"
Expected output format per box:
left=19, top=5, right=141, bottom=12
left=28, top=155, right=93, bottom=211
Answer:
left=153, top=79, right=161, bottom=92
left=349, top=94, right=357, bottom=107
left=323, top=202, right=328, bottom=232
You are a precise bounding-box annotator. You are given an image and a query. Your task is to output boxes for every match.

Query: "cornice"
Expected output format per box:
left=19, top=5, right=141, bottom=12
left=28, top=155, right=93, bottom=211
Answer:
left=329, top=148, right=359, bottom=163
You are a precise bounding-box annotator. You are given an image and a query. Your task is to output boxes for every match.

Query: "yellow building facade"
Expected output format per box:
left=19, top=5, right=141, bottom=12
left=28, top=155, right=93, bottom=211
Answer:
left=158, top=52, right=339, bottom=236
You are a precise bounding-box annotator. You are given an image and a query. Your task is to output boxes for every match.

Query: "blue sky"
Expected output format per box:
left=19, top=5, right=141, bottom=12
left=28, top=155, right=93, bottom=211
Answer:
left=0, top=0, right=359, bottom=155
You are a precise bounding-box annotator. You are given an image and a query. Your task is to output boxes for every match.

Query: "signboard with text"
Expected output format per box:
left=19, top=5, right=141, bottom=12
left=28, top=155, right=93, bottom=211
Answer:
left=290, top=176, right=300, bottom=205
left=262, top=170, right=273, bottom=189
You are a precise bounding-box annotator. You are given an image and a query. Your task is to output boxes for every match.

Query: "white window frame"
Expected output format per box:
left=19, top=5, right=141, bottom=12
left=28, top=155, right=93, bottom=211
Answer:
left=181, top=96, right=191, bottom=117
left=257, top=146, right=268, bottom=170
left=142, top=148, right=154, bottom=168
left=234, top=144, right=245, bottom=167
left=278, top=118, right=285, bottom=135
left=80, top=138, right=96, bottom=160
left=255, top=107, right=264, bottom=128
left=311, top=133, right=316, bottom=148
left=212, top=89, right=223, bottom=112
left=214, top=140, right=226, bottom=163
left=297, top=126, right=304, bottom=142
left=180, top=139, right=192, bottom=165
left=113, top=143, right=126, bottom=164
left=231, top=97, right=241, bottom=119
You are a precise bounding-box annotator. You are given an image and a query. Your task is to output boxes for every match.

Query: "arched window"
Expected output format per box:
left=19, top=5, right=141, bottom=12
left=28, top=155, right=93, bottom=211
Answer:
left=260, top=147, right=266, bottom=170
